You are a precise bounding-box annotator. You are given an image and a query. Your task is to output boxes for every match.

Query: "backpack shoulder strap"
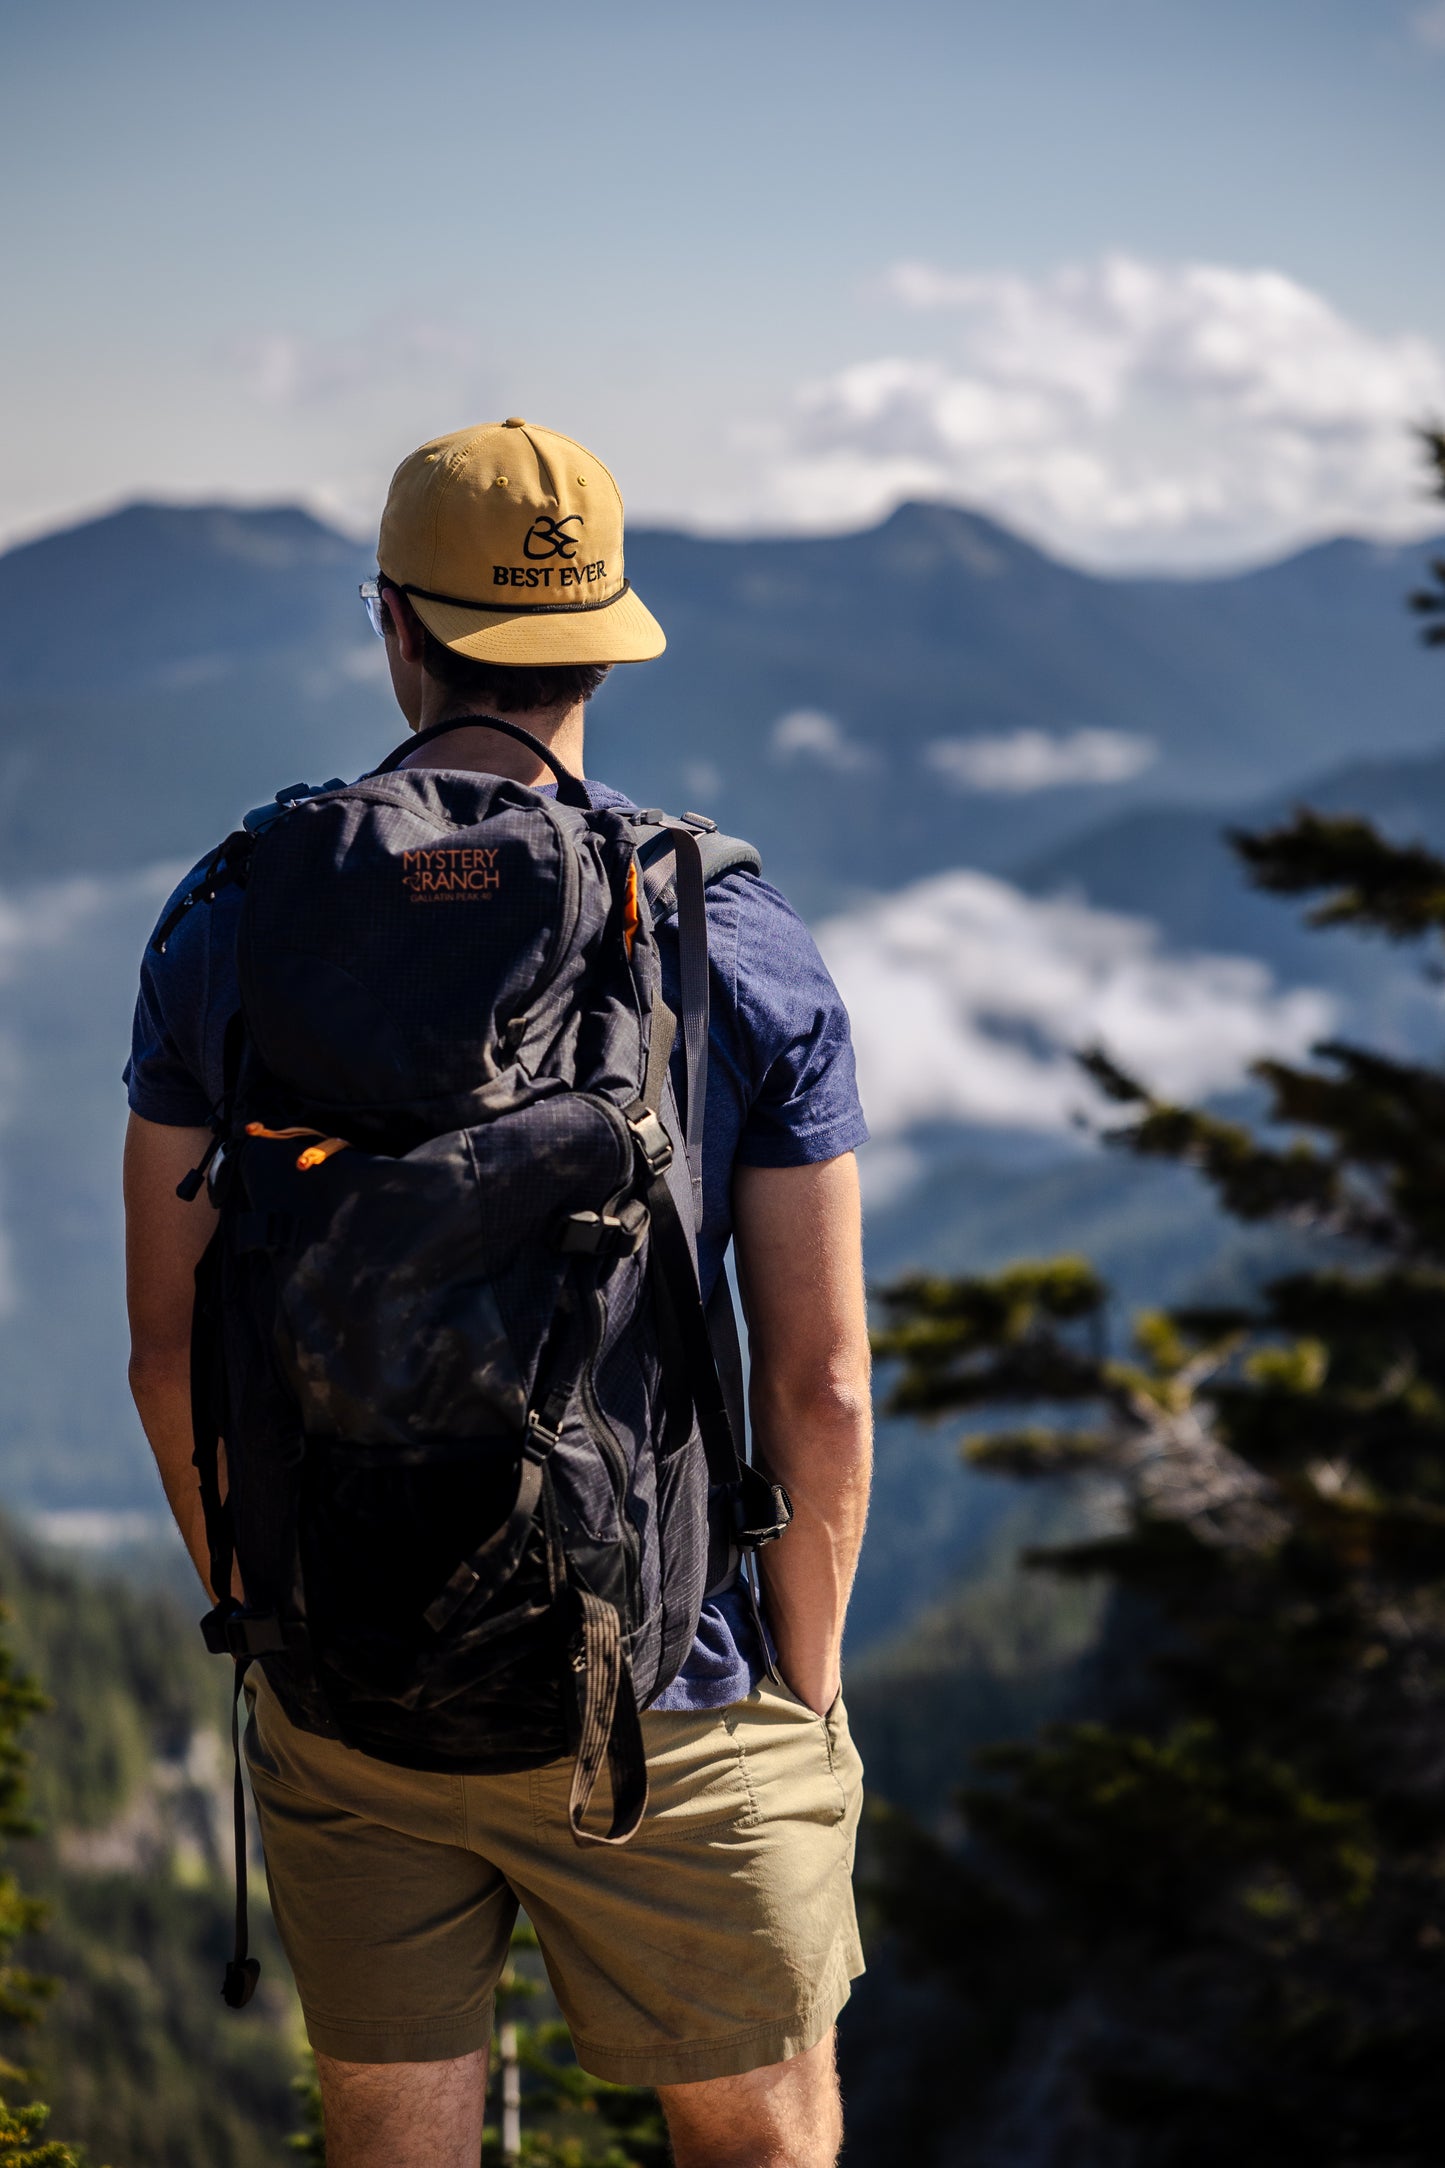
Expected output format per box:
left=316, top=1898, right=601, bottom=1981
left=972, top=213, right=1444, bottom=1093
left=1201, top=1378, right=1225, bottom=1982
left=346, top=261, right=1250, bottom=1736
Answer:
left=624, top=809, right=761, bottom=1226
left=633, top=811, right=762, bottom=916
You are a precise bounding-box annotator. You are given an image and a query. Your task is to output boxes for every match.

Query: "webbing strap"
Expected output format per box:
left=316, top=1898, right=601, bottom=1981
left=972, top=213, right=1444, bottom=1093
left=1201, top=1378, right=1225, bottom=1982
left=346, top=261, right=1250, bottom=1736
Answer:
left=641, top=1001, right=677, bottom=1122
left=644, top=1168, right=744, bottom=1500
left=637, top=828, right=709, bottom=1227
left=419, top=1279, right=584, bottom=1635
left=643, top=1168, right=792, bottom=1589
left=221, top=1658, right=260, bottom=2009
left=190, top=1232, right=235, bottom=1610
left=568, top=1591, right=648, bottom=1846
left=668, top=829, right=709, bottom=1228
left=421, top=1450, right=545, bottom=1635
left=705, top=1274, right=749, bottom=1464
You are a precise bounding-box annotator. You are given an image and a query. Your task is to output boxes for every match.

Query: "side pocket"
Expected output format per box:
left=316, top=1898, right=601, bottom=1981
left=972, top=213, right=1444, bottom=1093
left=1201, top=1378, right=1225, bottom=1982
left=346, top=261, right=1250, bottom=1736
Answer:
left=741, top=1677, right=851, bottom=1829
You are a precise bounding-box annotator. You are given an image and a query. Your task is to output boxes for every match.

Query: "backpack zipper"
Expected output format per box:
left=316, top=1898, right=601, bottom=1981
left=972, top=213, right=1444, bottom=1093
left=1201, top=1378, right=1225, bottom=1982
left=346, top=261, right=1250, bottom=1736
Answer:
left=242, top=1122, right=351, bottom=1171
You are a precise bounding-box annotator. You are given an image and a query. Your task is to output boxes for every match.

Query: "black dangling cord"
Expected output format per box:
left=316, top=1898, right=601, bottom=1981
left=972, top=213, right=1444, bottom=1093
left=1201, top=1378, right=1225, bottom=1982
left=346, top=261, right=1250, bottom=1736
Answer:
left=175, top=1128, right=223, bottom=1203
left=221, top=1657, right=260, bottom=2009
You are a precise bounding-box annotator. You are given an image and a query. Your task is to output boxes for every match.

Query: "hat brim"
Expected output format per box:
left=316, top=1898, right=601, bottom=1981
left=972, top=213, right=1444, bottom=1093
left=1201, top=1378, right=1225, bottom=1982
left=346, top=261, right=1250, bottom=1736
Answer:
left=408, top=582, right=665, bottom=665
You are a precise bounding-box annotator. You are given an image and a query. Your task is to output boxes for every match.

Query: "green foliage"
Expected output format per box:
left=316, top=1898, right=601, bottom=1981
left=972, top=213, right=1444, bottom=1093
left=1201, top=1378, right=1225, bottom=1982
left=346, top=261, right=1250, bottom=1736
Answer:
left=480, top=1923, right=667, bottom=2168
left=0, top=1526, right=298, bottom=2168
left=869, top=508, right=1445, bottom=2155
left=1408, top=427, right=1445, bottom=646
left=287, top=2054, right=323, bottom=2163
left=0, top=1593, right=98, bottom=2167
left=0, top=2092, right=92, bottom=2167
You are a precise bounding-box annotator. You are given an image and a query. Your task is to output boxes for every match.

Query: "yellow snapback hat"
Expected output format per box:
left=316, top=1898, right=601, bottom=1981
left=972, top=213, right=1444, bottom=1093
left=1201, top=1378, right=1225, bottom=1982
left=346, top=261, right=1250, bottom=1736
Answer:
left=377, top=419, right=665, bottom=665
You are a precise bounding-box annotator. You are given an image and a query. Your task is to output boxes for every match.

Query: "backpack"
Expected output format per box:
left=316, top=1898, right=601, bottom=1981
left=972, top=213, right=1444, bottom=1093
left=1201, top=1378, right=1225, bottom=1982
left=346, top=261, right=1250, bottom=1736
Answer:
left=155, top=716, right=792, bottom=2006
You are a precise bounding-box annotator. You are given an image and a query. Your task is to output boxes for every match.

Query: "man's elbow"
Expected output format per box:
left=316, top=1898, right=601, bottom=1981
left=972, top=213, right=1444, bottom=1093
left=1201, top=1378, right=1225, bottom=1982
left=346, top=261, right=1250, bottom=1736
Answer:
left=128, top=1343, right=189, bottom=1411
left=753, top=1361, right=873, bottom=1443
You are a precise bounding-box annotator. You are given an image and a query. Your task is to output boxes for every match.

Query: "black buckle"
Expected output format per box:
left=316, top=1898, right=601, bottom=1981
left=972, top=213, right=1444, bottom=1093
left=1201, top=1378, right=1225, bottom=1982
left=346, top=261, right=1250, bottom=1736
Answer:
left=735, top=1475, right=793, bottom=1549
left=526, top=1408, right=563, bottom=1454
left=624, top=1105, right=673, bottom=1176
left=200, top=1604, right=289, bottom=1657
left=559, top=1198, right=649, bottom=1257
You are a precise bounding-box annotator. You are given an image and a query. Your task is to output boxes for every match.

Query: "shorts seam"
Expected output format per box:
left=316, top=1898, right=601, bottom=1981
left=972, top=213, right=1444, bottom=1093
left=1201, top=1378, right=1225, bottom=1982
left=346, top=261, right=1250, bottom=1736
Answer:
left=304, top=2002, right=489, bottom=2035
left=733, top=1729, right=760, bottom=1828
left=822, top=1721, right=848, bottom=1824
left=568, top=1958, right=857, bottom=2077
left=307, top=2003, right=489, bottom=2020
left=303, top=2003, right=495, bottom=2066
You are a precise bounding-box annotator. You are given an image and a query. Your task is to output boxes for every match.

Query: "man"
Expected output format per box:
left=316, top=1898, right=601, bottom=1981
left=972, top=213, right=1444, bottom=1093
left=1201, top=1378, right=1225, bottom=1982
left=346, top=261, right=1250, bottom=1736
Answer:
left=123, top=419, right=872, bottom=2168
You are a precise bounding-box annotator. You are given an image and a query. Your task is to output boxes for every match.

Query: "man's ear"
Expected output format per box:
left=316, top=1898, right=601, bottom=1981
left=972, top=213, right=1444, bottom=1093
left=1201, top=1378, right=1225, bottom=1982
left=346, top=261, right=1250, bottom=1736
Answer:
left=385, top=586, right=428, bottom=666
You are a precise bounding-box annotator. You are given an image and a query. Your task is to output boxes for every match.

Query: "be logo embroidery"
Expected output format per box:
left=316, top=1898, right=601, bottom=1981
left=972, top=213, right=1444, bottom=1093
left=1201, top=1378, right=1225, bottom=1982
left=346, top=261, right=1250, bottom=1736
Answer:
left=402, top=848, right=501, bottom=903
left=522, top=514, right=584, bottom=561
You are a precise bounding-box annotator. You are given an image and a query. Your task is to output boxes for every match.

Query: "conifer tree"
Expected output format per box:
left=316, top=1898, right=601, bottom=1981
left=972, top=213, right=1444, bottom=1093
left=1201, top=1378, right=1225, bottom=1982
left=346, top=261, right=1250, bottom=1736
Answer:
left=480, top=1922, right=667, bottom=2168
left=869, top=453, right=1445, bottom=2161
left=1409, top=428, right=1445, bottom=645
left=0, top=1607, right=95, bottom=2168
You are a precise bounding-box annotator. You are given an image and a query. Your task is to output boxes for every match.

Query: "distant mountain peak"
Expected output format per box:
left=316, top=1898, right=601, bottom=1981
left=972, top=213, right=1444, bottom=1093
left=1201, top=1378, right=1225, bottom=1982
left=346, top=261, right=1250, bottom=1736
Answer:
left=2, top=497, right=361, bottom=576
left=872, top=497, right=1064, bottom=578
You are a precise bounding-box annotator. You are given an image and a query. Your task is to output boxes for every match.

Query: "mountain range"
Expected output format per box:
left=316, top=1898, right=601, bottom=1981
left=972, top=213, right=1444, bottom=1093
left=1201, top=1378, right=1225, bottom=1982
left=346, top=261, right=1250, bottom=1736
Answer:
left=4, top=497, right=1442, bottom=904
left=1, top=495, right=1441, bottom=1659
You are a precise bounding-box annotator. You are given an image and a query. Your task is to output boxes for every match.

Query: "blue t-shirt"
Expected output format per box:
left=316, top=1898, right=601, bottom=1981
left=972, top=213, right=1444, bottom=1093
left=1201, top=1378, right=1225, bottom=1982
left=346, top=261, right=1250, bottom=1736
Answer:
left=125, top=777, right=868, bottom=1710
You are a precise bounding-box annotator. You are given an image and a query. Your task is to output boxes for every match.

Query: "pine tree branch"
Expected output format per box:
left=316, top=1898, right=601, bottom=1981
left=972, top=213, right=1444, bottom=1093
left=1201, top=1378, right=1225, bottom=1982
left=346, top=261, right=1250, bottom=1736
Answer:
left=1231, top=813, right=1445, bottom=939
left=1409, top=428, right=1445, bottom=640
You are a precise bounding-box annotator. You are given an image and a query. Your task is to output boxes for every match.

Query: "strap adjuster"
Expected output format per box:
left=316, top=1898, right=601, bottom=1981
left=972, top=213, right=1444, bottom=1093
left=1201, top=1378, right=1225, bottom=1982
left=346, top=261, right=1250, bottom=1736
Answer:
left=200, top=1604, right=290, bottom=1657
left=526, top=1408, right=564, bottom=1454
left=733, top=1474, right=794, bottom=1549
left=624, top=1105, right=673, bottom=1176
left=559, top=1198, right=649, bottom=1258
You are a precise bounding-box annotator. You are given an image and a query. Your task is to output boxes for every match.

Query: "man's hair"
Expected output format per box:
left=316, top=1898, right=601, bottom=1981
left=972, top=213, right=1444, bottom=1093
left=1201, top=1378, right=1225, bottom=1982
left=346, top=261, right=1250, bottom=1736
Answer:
left=382, top=583, right=611, bottom=713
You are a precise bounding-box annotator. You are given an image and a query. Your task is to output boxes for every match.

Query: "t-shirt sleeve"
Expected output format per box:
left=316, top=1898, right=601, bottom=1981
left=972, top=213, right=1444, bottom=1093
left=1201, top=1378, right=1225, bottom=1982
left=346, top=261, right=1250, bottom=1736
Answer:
left=122, top=867, right=216, bottom=1128
left=731, top=877, right=869, bottom=1168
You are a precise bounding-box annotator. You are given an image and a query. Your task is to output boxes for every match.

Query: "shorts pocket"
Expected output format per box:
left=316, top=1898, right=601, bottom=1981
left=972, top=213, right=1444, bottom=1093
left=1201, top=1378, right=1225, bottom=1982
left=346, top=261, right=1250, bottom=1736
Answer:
left=762, top=1671, right=828, bottom=1720
left=633, top=1710, right=757, bottom=1841
left=742, top=1679, right=853, bottom=1830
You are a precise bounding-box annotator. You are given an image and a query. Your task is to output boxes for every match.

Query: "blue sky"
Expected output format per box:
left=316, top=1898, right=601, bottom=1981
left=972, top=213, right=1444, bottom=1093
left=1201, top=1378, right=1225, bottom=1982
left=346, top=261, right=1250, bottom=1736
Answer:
left=3, top=0, right=1443, bottom=564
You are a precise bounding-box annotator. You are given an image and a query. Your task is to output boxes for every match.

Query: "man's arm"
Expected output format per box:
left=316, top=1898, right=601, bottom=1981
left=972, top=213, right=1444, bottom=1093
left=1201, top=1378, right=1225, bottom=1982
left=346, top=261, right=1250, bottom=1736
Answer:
left=123, top=1111, right=219, bottom=1595
left=732, top=1153, right=873, bottom=1716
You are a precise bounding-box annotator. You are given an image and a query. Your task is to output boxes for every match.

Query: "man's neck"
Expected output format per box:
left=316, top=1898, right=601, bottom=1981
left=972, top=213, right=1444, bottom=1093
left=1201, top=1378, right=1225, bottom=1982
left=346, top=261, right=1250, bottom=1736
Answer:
left=398, top=697, right=586, bottom=789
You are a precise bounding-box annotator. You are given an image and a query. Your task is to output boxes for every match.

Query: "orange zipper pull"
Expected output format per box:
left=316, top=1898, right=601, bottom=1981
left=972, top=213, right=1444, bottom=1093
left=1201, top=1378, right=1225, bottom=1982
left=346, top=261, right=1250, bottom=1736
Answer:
left=296, top=1137, right=351, bottom=1171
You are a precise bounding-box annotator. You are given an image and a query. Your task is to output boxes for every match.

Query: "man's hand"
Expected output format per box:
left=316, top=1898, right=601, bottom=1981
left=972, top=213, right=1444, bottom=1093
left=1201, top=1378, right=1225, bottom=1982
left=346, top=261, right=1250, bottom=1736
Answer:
left=123, top=1112, right=219, bottom=1595
left=732, top=1155, right=872, bottom=1714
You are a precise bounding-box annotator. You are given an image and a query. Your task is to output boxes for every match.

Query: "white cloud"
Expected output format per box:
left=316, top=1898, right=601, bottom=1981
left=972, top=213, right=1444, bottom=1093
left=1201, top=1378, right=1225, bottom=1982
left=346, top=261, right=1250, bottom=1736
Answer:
left=1412, top=2, right=1445, bottom=49
left=816, top=870, right=1335, bottom=1137
left=0, top=865, right=181, bottom=1319
left=681, top=760, right=724, bottom=802
left=924, top=728, right=1157, bottom=794
left=734, top=255, right=1445, bottom=568
left=229, top=318, right=483, bottom=412
left=770, top=709, right=877, bottom=774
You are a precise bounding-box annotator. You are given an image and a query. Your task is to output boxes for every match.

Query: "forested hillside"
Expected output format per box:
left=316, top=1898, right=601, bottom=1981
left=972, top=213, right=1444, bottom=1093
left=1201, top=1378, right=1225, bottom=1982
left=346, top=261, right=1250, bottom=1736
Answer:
left=0, top=1521, right=298, bottom=2167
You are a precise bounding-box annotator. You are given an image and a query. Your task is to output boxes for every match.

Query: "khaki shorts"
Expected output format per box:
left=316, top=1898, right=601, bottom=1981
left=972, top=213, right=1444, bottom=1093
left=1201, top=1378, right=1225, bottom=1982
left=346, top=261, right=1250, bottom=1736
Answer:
left=243, top=1667, right=865, bottom=2086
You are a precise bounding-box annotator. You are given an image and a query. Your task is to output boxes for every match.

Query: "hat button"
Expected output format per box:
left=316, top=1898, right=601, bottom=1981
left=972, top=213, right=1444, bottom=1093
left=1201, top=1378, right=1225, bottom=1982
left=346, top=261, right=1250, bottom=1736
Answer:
left=504, top=416, right=526, bottom=427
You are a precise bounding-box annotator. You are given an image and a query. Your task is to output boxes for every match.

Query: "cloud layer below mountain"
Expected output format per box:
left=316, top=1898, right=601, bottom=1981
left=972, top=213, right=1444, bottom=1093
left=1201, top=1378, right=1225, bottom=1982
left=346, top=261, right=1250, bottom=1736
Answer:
left=736, top=255, right=1445, bottom=569
left=818, top=870, right=1336, bottom=1137
left=0, top=867, right=179, bottom=1319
